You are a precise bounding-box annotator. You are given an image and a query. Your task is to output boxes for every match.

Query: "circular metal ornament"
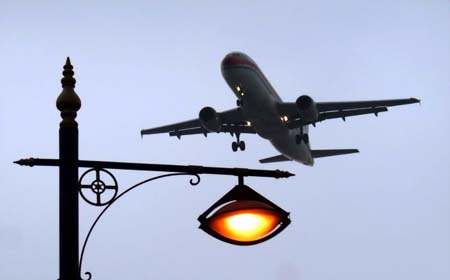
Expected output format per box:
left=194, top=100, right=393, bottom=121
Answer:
left=79, top=168, right=118, bottom=206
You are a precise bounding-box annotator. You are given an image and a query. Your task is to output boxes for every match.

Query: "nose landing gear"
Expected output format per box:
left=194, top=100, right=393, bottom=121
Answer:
left=295, top=134, right=309, bottom=144
left=231, top=133, right=246, bottom=152
left=295, top=127, right=309, bottom=145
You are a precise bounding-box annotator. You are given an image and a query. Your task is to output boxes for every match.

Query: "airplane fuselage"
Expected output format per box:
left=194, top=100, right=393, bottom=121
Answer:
left=221, top=52, right=314, bottom=165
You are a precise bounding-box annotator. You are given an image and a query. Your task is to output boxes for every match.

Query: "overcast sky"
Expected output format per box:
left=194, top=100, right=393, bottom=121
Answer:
left=1, top=1, right=449, bottom=279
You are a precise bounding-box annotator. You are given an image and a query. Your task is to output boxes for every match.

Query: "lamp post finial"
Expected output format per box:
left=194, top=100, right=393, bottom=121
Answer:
left=56, top=57, right=81, bottom=126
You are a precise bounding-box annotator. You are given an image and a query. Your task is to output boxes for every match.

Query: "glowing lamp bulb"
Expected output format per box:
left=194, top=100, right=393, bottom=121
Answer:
left=208, top=208, right=281, bottom=242
left=205, top=200, right=284, bottom=242
left=198, top=184, right=291, bottom=245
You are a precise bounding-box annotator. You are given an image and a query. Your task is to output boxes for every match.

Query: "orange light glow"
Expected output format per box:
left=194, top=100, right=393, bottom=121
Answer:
left=208, top=208, right=282, bottom=242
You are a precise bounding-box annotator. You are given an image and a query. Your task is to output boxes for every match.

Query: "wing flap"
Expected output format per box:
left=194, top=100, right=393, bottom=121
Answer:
left=287, top=107, right=388, bottom=128
left=168, top=125, right=256, bottom=137
left=318, top=107, right=387, bottom=121
left=169, top=127, right=207, bottom=137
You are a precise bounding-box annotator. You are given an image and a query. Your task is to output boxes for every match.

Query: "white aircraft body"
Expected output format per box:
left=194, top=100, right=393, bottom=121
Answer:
left=141, top=52, right=420, bottom=165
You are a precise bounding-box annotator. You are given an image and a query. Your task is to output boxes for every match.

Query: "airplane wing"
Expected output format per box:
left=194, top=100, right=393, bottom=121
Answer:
left=141, top=108, right=256, bottom=138
left=315, top=98, right=420, bottom=112
left=278, top=97, right=420, bottom=128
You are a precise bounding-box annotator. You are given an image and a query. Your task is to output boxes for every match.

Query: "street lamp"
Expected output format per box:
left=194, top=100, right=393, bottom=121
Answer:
left=198, top=177, right=290, bottom=245
left=14, top=58, right=295, bottom=280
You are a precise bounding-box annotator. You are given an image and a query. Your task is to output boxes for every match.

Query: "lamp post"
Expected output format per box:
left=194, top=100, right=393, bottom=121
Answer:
left=14, top=58, right=294, bottom=280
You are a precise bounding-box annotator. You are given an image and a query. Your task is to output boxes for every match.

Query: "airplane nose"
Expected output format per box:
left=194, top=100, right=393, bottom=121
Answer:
left=221, top=54, right=239, bottom=67
left=221, top=52, right=256, bottom=69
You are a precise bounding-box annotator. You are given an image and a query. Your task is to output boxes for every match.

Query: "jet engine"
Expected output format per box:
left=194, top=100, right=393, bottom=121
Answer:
left=199, top=107, right=222, bottom=132
left=296, top=95, right=319, bottom=123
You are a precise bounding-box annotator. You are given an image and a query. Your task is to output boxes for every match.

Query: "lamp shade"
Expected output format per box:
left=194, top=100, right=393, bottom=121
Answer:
left=198, top=184, right=290, bottom=245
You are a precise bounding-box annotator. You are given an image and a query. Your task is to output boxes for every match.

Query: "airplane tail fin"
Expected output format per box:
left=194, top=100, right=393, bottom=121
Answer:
left=311, top=149, right=359, bottom=158
left=259, top=154, right=291, bottom=164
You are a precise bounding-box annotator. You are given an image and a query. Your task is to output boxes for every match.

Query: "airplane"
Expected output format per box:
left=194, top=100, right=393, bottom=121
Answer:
left=141, top=52, right=420, bottom=166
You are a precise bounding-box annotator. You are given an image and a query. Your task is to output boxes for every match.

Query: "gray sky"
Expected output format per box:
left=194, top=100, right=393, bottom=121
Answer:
left=1, top=0, right=449, bottom=279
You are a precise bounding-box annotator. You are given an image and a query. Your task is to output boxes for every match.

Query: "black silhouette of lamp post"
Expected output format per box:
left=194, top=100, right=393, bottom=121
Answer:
left=14, top=58, right=294, bottom=280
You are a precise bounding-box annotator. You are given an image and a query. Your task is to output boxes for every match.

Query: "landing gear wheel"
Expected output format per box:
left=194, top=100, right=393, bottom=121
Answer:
left=236, top=99, right=241, bottom=107
left=232, top=141, right=238, bottom=152
left=239, top=141, right=246, bottom=151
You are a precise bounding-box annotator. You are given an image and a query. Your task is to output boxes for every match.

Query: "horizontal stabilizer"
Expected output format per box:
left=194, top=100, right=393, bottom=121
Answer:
left=311, top=149, right=359, bottom=158
left=259, top=154, right=291, bottom=164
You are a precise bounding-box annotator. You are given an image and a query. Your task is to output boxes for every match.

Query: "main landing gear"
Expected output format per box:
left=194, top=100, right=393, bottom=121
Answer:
left=232, top=133, right=246, bottom=152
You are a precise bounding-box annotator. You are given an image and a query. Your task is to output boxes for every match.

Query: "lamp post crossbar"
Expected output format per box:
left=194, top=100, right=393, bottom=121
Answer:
left=14, top=157, right=295, bottom=179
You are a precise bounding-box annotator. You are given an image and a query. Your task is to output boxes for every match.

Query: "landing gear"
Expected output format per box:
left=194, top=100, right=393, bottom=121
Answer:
left=236, top=99, right=243, bottom=107
left=295, top=134, right=309, bottom=145
left=295, top=127, right=309, bottom=144
left=232, top=140, right=246, bottom=151
left=231, top=133, right=246, bottom=152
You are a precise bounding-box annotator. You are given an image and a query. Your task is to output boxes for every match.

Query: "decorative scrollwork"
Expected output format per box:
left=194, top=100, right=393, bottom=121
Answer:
left=81, top=271, right=92, bottom=280
left=79, top=168, right=118, bottom=206
left=79, top=172, right=200, bottom=280
left=189, top=174, right=201, bottom=186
